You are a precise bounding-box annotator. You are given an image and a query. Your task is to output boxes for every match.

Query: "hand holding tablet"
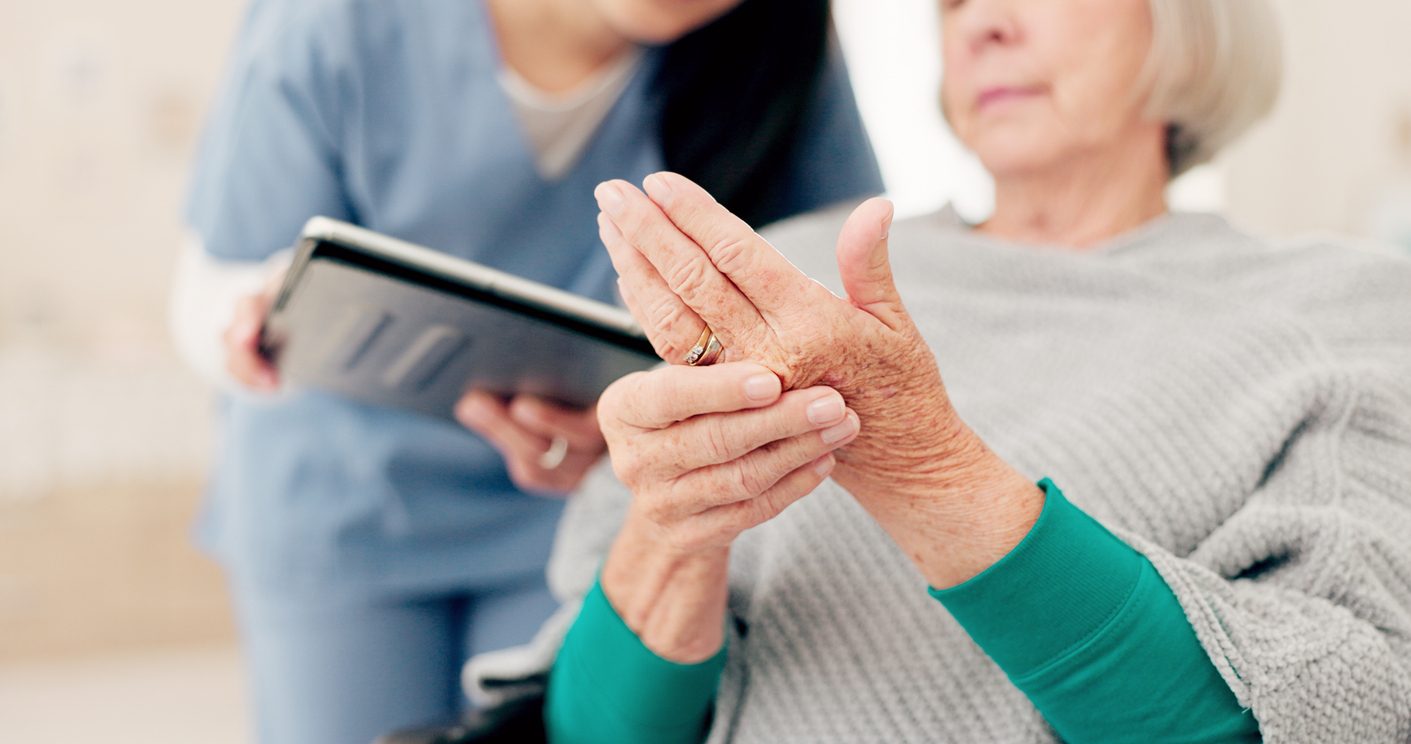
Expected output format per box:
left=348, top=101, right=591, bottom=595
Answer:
left=257, top=217, right=661, bottom=421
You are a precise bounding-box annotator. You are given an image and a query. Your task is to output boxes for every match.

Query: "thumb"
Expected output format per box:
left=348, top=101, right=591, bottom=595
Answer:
left=835, top=197, right=906, bottom=330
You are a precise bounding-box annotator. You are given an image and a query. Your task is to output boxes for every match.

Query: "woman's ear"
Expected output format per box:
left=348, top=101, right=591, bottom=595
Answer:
left=835, top=198, right=906, bottom=331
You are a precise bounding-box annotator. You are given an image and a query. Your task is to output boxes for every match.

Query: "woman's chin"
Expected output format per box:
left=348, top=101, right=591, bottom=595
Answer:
left=974, top=148, right=1066, bottom=180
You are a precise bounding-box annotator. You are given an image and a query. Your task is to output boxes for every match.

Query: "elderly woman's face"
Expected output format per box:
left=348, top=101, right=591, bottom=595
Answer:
left=940, top=0, right=1157, bottom=176
left=591, top=0, right=744, bottom=44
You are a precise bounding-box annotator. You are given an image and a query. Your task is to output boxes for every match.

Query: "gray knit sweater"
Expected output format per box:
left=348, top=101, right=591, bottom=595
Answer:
left=466, top=206, right=1411, bottom=743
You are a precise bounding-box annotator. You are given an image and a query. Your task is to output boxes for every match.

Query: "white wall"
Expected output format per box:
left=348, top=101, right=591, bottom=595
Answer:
left=1220, top=1, right=1411, bottom=241
left=832, top=0, right=994, bottom=220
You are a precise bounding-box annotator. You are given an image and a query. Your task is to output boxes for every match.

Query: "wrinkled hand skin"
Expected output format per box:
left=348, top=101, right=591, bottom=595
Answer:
left=757, top=283, right=991, bottom=508
left=597, top=173, right=1000, bottom=509
left=735, top=295, right=946, bottom=481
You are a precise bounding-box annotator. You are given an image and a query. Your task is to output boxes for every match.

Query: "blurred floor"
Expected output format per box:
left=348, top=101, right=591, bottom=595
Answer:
left=0, top=644, right=249, bottom=743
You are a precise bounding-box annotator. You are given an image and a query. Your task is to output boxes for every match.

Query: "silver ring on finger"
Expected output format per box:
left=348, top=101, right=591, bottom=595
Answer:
left=538, top=435, right=570, bottom=470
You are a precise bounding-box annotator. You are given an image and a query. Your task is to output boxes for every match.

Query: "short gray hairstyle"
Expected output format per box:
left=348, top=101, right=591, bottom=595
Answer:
left=1143, top=0, right=1284, bottom=177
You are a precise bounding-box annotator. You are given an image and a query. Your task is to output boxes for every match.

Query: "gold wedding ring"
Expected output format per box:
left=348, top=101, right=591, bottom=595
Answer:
left=683, top=326, right=725, bottom=367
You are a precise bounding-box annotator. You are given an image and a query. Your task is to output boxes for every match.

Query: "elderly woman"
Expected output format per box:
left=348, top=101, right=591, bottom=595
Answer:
left=463, top=0, right=1411, bottom=742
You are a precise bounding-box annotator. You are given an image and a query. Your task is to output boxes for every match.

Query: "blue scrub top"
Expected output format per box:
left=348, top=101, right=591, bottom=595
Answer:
left=186, top=0, right=883, bottom=599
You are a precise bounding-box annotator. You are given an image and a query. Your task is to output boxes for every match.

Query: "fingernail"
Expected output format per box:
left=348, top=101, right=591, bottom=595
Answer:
left=643, top=173, right=673, bottom=204
left=813, top=455, right=836, bottom=477
left=595, top=182, right=624, bottom=215
left=744, top=373, right=779, bottom=402
left=807, top=396, right=845, bottom=426
left=820, top=412, right=859, bottom=444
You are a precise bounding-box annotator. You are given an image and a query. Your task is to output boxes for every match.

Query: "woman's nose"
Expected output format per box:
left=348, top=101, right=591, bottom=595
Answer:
left=954, top=0, right=1022, bottom=55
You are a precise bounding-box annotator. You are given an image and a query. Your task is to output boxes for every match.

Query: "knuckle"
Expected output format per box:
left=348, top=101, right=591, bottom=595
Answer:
left=749, top=492, right=782, bottom=525
left=707, top=235, right=756, bottom=275
left=733, top=457, right=770, bottom=499
left=609, top=448, right=643, bottom=486
left=599, top=377, right=627, bottom=410
left=701, top=421, right=734, bottom=462
left=732, top=500, right=768, bottom=533
left=599, top=376, right=638, bottom=425
left=717, top=463, right=755, bottom=502
left=664, top=257, right=712, bottom=301
left=646, top=294, right=690, bottom=338
left=653, top=338, right=683, bottom=363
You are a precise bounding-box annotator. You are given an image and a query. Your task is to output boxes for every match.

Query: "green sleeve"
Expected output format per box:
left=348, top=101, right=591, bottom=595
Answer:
left=544, top=578, right=725, bottom=744
left=929, top=479, right=1260, bottom=743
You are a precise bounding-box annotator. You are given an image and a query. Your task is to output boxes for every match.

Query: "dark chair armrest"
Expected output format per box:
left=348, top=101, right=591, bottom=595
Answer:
left=375, top=694, right=546, bottom=744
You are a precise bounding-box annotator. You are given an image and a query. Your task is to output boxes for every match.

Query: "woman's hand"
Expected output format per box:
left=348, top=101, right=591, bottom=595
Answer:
left=595, top=173, right=961, bottom=497
left=221, top=271, right=284, bottom=392
left=454, top=392, right=605, bottom=496
left=601, top=361, right=858, bottom=553
left=596, top=361, right=858, bottom=661
left=595, top=173, right=1041, bottom=588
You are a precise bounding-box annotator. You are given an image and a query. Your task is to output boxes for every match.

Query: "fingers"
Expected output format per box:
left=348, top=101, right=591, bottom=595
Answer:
left=661, top=407, right=859, bottom=519
left=602, top=362, right=782, bottom=431
left=657, top=386, right=852, bottom=474
left=455, top=392, right=601, bottom=495
left=835, top=197, right=908, bottom=331
left=456, top=392, right=552, bottom=465
left=596, top=180, right=765, bottom=354
left=637, top=172, right=816, bottom=318
left=601, top=215, right=704, bottom=363
left=224, top=293, right=278, bottom=390
left=506, top=396, right=603, bottom=452
left=669, top=453, right=838, bottom=550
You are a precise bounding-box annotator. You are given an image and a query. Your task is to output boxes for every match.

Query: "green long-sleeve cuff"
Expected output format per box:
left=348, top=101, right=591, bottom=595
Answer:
left=929, top=478, right=1259, bottom=743
left=545, top=578, right=724, bottom=744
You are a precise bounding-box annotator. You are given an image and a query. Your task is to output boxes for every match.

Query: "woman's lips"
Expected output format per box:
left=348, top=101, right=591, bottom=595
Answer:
left=976, top=86, right=1044, bottom=111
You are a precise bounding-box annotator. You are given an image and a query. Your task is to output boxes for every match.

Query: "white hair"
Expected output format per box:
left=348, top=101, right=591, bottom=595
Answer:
left=1143, top=0, right=1284, bottom=177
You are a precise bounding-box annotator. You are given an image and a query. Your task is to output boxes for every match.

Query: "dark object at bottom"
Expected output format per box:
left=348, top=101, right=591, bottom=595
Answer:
left=375, top=694, right=546, bottom=744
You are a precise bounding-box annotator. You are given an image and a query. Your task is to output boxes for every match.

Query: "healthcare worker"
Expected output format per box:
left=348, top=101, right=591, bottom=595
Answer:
left=169, top=0, right=881, bottom=742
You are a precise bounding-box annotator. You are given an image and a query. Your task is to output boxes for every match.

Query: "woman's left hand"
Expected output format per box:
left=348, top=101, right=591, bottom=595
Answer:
left=455, top=391, right=606, bottom=496
left=595, top=172, right=1041, bottom=587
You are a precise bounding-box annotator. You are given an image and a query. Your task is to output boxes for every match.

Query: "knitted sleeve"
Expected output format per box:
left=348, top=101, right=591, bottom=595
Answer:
left=1136, top=252, right=1411, bottom=743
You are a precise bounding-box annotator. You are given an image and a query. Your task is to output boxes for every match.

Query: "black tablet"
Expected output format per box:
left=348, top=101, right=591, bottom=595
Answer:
left=259, top=216, right=661, bottom=419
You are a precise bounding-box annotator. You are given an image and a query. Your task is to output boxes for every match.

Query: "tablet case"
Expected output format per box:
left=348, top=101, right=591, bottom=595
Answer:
left=259, top=217, right=661, bottom=419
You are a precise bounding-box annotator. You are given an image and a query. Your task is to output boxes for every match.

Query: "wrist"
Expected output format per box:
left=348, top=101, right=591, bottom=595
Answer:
left=601, top=510, right=731, bottom=663
left=838, top=426, right=1045, bottom=590
left=837, top=390, right=981, bottom=494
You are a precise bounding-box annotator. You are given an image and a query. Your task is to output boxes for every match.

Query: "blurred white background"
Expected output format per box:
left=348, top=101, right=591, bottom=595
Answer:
left=2, top=1, right=1409, bottom=741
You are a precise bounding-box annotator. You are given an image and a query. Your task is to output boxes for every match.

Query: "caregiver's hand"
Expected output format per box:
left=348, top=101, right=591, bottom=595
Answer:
left=222, top=269, right=285, bottom=392
left=455, top=392, right=605, bottom=496
left=596, top=361, right=858, bottom=661
left=596, top=172, right=1040, bottom=588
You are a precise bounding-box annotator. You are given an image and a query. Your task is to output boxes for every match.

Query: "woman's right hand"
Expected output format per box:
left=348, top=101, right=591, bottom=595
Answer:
left=221, top=272, right=284, bottom=392
left=596, top=361, right=858, bottom=662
